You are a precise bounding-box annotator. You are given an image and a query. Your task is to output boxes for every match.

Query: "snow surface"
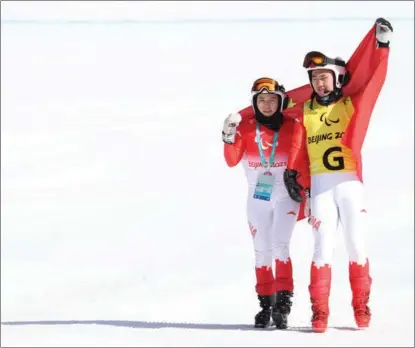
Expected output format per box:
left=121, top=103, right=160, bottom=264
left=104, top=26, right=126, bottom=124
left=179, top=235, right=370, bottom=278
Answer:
left=1, top=1, right=414, bottom=347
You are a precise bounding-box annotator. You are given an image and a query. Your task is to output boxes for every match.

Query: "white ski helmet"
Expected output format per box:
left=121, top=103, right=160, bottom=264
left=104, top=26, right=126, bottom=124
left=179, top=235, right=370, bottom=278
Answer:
left=303, top=51, right=349, bottom=89
left=251, top=77, right=288, bottom=113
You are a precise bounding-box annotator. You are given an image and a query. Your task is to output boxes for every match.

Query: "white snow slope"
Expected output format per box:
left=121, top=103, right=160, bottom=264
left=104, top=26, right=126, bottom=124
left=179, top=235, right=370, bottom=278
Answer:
left=1, top=1, right=414, bottom=347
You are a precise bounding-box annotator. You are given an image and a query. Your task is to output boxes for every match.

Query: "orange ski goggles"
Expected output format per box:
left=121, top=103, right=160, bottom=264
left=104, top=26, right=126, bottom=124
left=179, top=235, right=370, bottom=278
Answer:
left=251, top=77, right=285, bottom=94
left=303, top=51, right=346, bottom=69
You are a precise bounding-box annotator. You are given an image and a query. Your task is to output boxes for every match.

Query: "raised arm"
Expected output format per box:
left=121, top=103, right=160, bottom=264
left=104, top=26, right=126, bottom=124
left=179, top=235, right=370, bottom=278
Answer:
left=342, top=19, right=392, bottom=161
left=343, top=19, right=392, bottom=98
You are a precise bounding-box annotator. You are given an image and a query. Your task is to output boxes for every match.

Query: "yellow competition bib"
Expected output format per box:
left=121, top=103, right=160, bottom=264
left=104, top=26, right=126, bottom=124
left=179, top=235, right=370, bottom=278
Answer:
left=303, top=97, right=357, bottom=175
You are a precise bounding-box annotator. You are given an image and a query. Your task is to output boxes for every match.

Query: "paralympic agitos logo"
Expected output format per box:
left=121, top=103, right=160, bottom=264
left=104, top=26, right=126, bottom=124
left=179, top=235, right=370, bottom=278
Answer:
left=320, top=112, right=339, bottom=126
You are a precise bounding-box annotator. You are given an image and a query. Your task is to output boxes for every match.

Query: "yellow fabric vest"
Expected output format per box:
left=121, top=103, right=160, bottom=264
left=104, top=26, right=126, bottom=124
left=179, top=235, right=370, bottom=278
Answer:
left=303, top=96, right=357, bottom=175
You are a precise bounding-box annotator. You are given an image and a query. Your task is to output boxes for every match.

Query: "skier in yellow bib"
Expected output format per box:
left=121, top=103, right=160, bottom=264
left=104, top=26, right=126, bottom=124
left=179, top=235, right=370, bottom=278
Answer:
left=283, top=18, right=393, bottom=332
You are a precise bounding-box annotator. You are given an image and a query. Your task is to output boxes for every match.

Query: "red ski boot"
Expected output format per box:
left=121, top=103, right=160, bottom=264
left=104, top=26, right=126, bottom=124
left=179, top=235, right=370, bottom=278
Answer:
left=349, top=261, right=372, bottom=328
left=309, top=263, right=331, bottom=333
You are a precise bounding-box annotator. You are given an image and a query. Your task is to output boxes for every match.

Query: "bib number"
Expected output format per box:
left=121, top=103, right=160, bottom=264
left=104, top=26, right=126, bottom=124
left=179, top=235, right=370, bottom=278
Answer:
left=322, top=146, right=345, bottom=171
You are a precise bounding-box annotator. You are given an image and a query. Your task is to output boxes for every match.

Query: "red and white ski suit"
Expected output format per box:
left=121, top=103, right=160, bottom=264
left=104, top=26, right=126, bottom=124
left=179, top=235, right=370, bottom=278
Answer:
left=224, top=117, right=309, bottom=295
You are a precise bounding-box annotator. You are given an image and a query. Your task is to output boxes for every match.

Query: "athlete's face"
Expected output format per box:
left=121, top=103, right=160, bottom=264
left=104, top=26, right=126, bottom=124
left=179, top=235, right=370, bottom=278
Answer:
left=311, top=69, right=334, bottom=97
left=256, top=93, right=279, bottom=117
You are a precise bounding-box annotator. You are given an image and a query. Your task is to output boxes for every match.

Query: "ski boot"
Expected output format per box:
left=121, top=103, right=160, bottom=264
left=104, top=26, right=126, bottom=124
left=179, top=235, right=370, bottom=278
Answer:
left=272, top=290, right=293, bottom=329
left=254, top=294, right=274, bottom=328
left=352, top=293, right=371, bottom=328
left=311, top=301, right=329, bottom=333
left=350, top=261, right=372, bottom=328
left=309, top=263, right=331, bottom=333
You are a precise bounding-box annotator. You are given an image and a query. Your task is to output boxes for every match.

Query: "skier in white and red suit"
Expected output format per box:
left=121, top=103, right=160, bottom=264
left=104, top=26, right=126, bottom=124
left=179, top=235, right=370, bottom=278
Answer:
left=221, top=77, right=312, bottom=329
left=281, top=18, right=393, bottom=332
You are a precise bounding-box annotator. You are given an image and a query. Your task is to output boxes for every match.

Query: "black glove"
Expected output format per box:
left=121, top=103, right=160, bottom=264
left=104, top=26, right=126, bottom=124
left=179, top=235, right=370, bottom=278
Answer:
left=283, top=169, right=303, bottom=203
left=375, top=18, right=393, bottom=47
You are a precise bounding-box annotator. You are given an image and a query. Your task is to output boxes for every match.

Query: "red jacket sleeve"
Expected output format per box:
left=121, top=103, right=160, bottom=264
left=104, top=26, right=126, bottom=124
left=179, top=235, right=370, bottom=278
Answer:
left=224, top=129, right=245, bottom=167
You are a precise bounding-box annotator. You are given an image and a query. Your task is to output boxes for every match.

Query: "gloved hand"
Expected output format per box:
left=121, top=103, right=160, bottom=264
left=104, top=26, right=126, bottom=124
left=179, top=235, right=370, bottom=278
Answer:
left=222, top=113, right=242, bottom=144
left=375, top=17, right=393, bottom=45
left=283, top=169, right=303, bottom=203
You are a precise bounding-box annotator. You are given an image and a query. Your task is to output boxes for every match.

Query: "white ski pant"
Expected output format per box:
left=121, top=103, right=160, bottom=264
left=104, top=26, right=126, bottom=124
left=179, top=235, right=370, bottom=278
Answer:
left=247, top=186, right=300, bottom=268
left=309, top=172, right=369, bottom=267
